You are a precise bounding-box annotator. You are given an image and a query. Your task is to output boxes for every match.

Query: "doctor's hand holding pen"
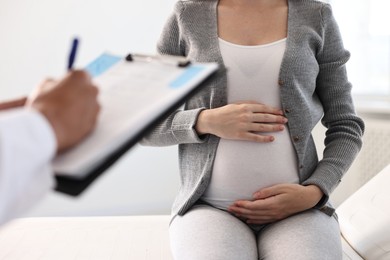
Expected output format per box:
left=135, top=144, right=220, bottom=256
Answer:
left=1, top=38, right=100, bottom=153
left=1, top=70, right=100, bottom=153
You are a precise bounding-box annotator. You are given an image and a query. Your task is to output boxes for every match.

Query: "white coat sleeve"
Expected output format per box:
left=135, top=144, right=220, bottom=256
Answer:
left=0, top=108, right=56, bottom=226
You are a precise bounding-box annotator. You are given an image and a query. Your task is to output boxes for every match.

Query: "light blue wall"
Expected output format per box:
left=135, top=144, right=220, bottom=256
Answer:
left=0, top=0, right=180, bottom=217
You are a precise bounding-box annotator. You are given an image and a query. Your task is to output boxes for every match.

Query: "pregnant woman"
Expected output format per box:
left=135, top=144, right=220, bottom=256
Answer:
left=142, top=0, right=364, bottom=259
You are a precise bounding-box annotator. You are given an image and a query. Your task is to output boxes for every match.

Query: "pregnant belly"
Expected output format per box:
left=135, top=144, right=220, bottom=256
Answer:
left=202, top=131, right=300, bottom=210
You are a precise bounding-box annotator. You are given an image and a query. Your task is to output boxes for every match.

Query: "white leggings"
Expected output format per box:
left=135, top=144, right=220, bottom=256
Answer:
left=169, top=204, right=342, bottom=260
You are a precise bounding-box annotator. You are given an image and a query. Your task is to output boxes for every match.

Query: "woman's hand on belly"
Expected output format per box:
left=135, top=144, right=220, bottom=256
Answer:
left=195, top=101, right=288, bottom=143
left=227, top=184, right=324, bottom=224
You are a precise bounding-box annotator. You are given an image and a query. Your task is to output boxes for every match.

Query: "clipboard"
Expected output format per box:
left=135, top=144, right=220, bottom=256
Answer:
left=53, top=53, right=218, bottom=196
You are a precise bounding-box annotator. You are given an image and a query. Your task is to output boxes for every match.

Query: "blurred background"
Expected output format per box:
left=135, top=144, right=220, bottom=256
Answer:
left=0, top=0, right=389, bottom=217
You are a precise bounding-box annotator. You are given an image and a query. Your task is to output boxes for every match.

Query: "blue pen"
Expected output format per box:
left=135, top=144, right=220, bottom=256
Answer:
left=67, top=38, right=79, bottom=70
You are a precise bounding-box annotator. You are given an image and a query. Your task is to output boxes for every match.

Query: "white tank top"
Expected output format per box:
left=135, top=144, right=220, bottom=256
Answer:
left=202, top=38, right=299, bottom=210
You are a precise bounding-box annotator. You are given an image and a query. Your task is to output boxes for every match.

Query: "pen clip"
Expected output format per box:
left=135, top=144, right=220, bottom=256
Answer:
left=125, top=53, right=191, bottom=67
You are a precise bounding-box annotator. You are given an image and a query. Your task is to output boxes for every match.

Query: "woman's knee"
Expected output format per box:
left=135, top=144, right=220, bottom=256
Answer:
left=257, top=209, right=342, bottom=260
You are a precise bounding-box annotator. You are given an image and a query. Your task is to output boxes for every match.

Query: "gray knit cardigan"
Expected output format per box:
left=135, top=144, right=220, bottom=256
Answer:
left=142, top=0, right=365, bottom=218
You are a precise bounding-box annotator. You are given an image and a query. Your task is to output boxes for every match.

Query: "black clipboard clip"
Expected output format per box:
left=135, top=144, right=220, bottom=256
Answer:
left=125, top=53, right=191, bottom=68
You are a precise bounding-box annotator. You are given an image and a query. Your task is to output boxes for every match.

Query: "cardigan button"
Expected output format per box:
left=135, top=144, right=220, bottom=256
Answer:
left=293, top=136, right=300, bottom=142
left=278, top=79, right=284, bottom=86
left=284, top=108, right=291, bottom=114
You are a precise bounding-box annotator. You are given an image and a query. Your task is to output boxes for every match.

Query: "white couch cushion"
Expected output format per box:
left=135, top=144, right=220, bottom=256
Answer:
left=0, top=216, right=173, bottom=260
left=338, top=164, right=390, bottom=260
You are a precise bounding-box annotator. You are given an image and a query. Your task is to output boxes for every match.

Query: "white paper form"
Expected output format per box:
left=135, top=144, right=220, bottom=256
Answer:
left=52, top=53, right=218, bottom=178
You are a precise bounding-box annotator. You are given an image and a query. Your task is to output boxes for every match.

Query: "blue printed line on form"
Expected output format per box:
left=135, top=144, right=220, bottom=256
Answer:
left=169, top=66, right=205, bottom=88
left=85, top=53, right=122, bottom=77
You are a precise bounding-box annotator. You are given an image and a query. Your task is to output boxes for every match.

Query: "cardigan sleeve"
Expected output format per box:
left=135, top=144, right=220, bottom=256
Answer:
left=301, top=4, right=365, bottom=206
left=156, top=2, right=186, bottom=57
left=141, top=2, right=207, bottom=146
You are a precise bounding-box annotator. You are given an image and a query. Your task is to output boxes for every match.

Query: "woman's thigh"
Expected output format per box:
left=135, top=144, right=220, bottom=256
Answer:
left=257, top=209, right=342, bottom=260
left=169, top=204, right=258, bottom=260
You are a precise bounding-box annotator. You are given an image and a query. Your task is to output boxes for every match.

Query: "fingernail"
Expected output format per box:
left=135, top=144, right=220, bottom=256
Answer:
left=269, top=136, right=275, bottom=142
left=279, top=125, right=285, bottom=131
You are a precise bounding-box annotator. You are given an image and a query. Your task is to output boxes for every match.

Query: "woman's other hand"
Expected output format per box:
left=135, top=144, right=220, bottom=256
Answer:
left=228, top=184, right=324, bottom=224
left=195, top=101, right=288, bottom=143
